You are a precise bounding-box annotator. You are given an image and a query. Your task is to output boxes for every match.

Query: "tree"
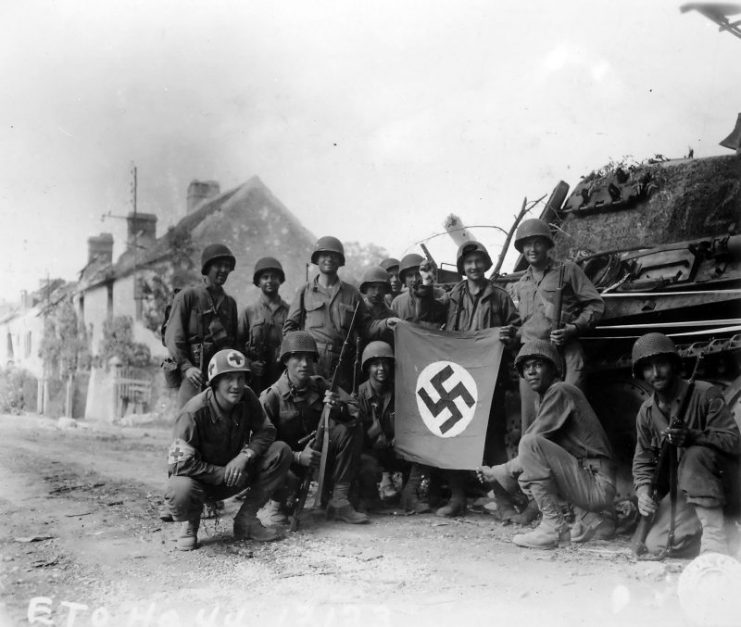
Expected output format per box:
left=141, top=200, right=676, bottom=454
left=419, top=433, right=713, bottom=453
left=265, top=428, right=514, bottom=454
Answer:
left=340, top=241, right=389, bottom=285
left=39, top=298, right=90, bottom=378
left=99, top=316, right=151, bottom=368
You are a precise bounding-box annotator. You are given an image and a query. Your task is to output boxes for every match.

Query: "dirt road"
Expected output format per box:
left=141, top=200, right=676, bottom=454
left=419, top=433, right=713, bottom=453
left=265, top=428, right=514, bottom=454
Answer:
left=0, top=413, right=703, bottom=627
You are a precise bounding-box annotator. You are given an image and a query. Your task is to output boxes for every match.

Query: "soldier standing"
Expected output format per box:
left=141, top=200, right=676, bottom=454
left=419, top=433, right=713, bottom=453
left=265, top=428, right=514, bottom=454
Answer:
left=509, top=219, right=604, bottom=430
left=283, top=236, right=398, bottom=392
left=427, top=241, right=522, bottom=518
left=260, top=331, right=369, bottom=524
left=165, top=244, right=239, bottom=408
left=390, top=253, right=447, bottom=329
left=631, top=332, right=740, bottom=556
left=379, top=257, right=402, bottom=306
left=164, top=349, right=292, bottom=550
left=239, top=257, right=289, bottom=395
left=479, top=340, right=616, bottom=549
left=359, top=265, right=395, bottom=345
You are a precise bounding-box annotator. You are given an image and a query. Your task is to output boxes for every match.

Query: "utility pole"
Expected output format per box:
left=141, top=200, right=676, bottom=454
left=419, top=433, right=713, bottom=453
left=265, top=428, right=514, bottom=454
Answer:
left=130, top=164, right=143, bottom=320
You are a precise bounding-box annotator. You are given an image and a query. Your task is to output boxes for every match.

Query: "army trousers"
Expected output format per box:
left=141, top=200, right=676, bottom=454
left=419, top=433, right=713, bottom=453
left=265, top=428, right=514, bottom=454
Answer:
left=165, top=441, right=292, bottom=522
left=517, top=434, right=616, bottom=514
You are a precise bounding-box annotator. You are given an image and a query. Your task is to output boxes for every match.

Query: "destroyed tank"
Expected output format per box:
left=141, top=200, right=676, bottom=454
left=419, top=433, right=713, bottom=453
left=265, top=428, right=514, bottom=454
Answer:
left=497, top=154, right=741, bottom=495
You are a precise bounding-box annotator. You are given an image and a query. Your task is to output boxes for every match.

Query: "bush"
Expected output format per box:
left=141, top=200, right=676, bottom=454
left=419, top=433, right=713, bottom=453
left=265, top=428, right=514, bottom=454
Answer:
left=0, top=367, right=38, bottom=414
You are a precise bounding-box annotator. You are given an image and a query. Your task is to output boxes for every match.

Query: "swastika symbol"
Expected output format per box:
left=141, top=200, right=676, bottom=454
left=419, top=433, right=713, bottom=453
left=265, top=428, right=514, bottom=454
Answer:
left=415, top=361, right=478, bottom=438
left=417, top=364, right=475, bottom=434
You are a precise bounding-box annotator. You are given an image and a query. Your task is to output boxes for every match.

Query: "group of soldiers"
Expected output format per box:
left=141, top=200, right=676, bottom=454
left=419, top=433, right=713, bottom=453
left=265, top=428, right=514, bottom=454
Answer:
left=161, top=221, right=740, bottom=557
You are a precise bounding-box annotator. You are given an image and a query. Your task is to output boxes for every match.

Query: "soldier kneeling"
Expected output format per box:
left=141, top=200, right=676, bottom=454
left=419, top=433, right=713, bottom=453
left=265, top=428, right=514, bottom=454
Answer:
left=164, top=349, right=292, bottom=550
left=260, top=331, right=369, bottom=525
left=479, top=340, right=617, bottom=549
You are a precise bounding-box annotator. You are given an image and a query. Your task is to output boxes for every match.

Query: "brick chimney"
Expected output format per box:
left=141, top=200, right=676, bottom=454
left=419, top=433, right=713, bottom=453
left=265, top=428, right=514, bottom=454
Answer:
left=87, top=233, right=114, bottom=265
left=187, top=180, right=220, bottom=213
left=126, top=213, right=157, bottom=251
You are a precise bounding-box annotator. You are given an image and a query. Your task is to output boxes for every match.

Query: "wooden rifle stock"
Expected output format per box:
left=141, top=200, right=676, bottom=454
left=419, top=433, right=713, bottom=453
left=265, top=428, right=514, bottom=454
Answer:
left=288, top=302, right=361, bottom=531
left=552, top=263, right=566, bottom=333
left=631, top=351, right=705, bottom=557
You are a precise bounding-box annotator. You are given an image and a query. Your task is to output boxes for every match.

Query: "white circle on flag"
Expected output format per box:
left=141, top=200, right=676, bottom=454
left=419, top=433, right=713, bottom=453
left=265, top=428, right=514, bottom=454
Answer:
left=415, top=360, right=478, bottom=438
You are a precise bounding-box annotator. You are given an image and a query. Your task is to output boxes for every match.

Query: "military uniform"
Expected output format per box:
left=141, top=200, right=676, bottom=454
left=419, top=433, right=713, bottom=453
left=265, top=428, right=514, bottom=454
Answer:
left=164, top=386, right=292, bottom=522
left=510, top=260, right=604, bottom=429
left=390, top=288, right=447, bottom=329
left=260, top=371, right=363, bottom=491
left=239, top=293, right=289, bottom=394
left=633, top=378, right=740, bottom=555
left=165, top=284, right=239, bottom=408
left=283, top=277, right=390, bottom=390
left=363, top=297, right=395, bottom=345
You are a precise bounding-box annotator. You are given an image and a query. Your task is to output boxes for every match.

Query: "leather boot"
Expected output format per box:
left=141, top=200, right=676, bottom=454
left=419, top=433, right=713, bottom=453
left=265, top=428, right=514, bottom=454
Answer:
left=176, top=517, right=200, bottom=551
left=259, top=499, right=289, bottom=527
left=327, top=483, right=370, bottom=524
left=435, top=472, right=467, bottom=518
left=400, top=464, right=431, bottom=514
left=695, top=506, right=728, bottom=554
left=234, top=495, right=284, bottom=542
left=513, top=493, right=569, bottom=550
left=570, top=507, right=615, bottom=543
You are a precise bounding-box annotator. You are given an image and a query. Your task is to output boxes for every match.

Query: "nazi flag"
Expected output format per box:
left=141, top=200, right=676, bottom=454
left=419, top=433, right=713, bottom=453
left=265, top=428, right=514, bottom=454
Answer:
left=394, top=321, right=504, bottom=470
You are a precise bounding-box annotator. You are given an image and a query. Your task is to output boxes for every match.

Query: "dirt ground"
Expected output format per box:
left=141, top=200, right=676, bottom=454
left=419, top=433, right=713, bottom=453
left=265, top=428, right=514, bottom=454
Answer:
left=0, top=413, right=730, bottom=627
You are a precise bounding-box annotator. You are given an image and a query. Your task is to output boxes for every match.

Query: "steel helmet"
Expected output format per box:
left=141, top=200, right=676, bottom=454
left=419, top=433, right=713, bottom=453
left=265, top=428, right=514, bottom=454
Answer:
left=631, top=332, right=682, bottom=378
left=201, top=244, right=236, bottom=275
left=359, top=266, right=391, bottom=294
left=379, top=257, right=401, bottom=272
left=456, top=241, right=493, bottom=275
left=514, top=219, right=555, bottom=253
left=311, top=236, right=345, bottom=266
left=514, top=339, right=563, bottom=377
left=253, top=257, right=285, bottom=286
left=279, top=331, right=319, bottom=363
left=207, top=349, right=251, bottom=385
left=398, top=253, right=425, bottom=283
left=361, top=341, right=394, bottom=370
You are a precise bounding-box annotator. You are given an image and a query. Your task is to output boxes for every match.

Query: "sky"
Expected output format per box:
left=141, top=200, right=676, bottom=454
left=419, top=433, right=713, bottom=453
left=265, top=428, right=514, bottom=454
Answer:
left=0, top=0, right=738, bottom=299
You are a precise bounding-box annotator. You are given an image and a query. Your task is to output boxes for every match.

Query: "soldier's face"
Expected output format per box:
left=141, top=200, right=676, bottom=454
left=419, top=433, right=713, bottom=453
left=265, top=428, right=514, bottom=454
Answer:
left=388, top=269, right=401, bottom=294
left=259, top=270, right=281, bottom=296
left=214, top=372, right=246, bottom=407
left=522, top=358, right=557, bottom=394
left=641, top=356, right=676, bottom=393
left=521, top=237, right=551, bottom=268
left=286, top=352, right=315, bottom=386
left=206, top=259, right=233, bottom=286
left=463, top=253, right=487, bottom=281
left=316, top=252, right=341, bottom=275
left=368, top=358, right=392, bottom=384
left=365, top=283, right=387, bottom=305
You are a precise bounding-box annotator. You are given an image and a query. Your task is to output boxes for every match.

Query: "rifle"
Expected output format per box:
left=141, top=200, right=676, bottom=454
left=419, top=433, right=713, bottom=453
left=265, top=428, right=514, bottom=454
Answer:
left=352, top=336, right=362, bottom=398
left=552, top=263, right=566, bottom=335
left=288, top=302, right=361, bottom=531
left=631, top=350, right=705, bottom=558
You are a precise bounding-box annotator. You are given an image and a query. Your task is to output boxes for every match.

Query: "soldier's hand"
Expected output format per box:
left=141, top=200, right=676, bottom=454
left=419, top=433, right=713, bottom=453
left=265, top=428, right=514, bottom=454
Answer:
left=636, top=486, right=657, bottom=517
left=499, top=325, right=515, bottom=343
left=224, top=455, right=250, bottom=487
left=418, top=264, right=435, bottom=286
left=185, top=367, right=204, bottom=388
left=385, top=317, right=401, bottom=329
left=373, top=434, right=390, bottom=450
left=663, top=426, right=691, bottom=447
left=323, top=390, right=340, bottom=407
left=297, top=442, right=321, bottom=468
left=250, top=360, right=265, bottom=377
left=550, top=324, right=576, bottom=347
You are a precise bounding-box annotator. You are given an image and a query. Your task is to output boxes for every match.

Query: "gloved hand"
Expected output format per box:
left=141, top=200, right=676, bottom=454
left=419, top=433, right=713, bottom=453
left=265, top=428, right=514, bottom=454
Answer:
left=636, top=485, right=657, bottom=517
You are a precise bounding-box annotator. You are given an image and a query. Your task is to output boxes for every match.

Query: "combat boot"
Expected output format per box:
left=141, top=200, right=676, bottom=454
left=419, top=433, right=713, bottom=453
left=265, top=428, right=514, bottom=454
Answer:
left=259, top=499, right=289, bottom=526
left=234, top=495, right=284, bottom=542
left=176, top=517, right=200, bottom=551
left=400, top=464, right=431, bottom=514
left=570, top=507, right=615, bottom=543
left=327, top=483, right=370, bottom=524
left=695, top=506, right=728, bottom=554
left=513, top=494, right=569, bottom=550
left=435, top=472, right=467, bottom=518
